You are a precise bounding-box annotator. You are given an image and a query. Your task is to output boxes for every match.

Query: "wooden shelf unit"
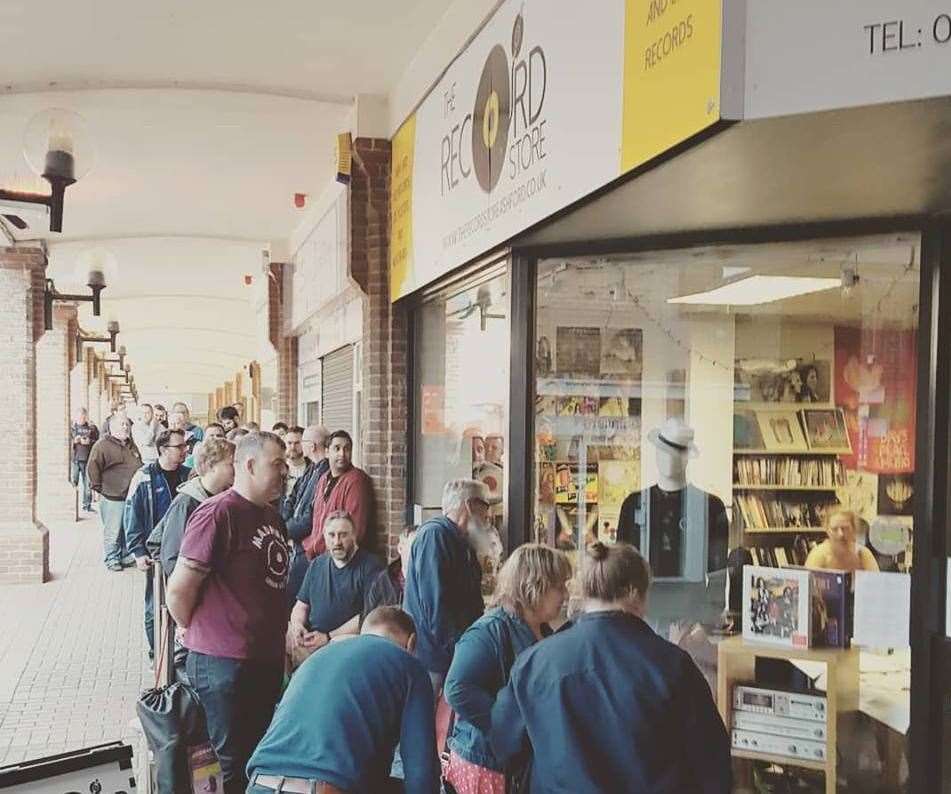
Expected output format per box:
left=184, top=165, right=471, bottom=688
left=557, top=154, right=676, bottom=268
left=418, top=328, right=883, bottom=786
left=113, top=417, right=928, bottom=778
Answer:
left=717, top=635, right=860, bottom=794
left=733, top=484, right=839, bottom=491
left=743, top=526, right=826, bottom=534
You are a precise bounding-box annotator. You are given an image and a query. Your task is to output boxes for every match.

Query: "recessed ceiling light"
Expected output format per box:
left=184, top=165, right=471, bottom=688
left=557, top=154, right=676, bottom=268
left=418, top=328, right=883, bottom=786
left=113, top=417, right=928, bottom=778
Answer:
left=668, top=275, right=841, bottom=306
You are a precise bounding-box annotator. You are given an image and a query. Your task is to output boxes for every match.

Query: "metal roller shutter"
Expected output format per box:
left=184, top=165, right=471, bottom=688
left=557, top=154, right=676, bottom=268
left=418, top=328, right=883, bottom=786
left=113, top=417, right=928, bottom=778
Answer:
left=321, top=345, right=354, bottom=435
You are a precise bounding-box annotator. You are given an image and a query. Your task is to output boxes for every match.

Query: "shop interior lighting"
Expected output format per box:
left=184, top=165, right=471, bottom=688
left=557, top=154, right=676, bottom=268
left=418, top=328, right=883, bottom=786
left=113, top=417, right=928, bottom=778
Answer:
left=667, top=276, right=841, bottom=306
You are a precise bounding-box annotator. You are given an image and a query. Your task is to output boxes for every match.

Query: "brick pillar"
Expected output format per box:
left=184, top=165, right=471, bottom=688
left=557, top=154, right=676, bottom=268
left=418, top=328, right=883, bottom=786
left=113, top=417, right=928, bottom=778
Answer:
left=350, top=138, right=406, bottom=558
left=268, top=261, right=298, bottom=425
left=36, top=303, right=78, bottom=525
left=0, top=246, right=50, bottom=584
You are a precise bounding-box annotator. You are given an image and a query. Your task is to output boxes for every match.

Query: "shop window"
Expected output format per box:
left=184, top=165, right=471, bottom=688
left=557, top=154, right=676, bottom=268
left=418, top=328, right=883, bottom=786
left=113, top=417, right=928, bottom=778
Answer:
left=533, top=234, right=918, bottom=791
left=412, top=269, right=509, bottom=544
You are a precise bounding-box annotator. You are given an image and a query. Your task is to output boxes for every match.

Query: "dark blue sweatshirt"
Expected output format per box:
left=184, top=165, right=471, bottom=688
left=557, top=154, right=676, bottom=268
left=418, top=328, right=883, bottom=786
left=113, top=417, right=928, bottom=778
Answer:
left=403, top=515, right=484, bottom=674
left=247, top=634, right=440, bottom=793
left=490, top=610, right=732, bottom=794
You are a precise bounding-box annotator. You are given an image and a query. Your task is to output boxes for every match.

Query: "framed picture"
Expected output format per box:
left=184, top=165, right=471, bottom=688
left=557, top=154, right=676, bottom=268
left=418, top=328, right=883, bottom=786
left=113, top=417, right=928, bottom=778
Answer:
left=878, top=473, right=914, bottom=516
left=742, top=565, right=811, bottom=648
left=801, top=408, right=852, bottom=452
left=756, top=410, right=809, bottom=452
left=734, top=409, right=766, bottom=451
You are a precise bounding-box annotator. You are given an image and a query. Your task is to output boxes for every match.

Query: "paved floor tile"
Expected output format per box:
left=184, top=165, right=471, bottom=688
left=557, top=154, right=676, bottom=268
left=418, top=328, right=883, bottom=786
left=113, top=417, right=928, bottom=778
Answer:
left=0, top=519, right=151, bottom=766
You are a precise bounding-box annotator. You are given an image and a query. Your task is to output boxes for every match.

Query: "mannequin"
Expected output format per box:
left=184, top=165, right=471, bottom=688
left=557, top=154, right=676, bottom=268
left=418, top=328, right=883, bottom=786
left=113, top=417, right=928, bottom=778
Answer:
left=617, top=417, right=729, bottom=628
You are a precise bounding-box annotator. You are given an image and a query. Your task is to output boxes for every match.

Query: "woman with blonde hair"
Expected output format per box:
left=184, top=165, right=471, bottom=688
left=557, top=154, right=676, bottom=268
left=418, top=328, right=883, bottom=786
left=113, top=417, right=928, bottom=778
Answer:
left=805, top=508, right=879, bottom=572
left=443, top=543, right=571, bottom=794
left=490, top=542, right=731, bottom=794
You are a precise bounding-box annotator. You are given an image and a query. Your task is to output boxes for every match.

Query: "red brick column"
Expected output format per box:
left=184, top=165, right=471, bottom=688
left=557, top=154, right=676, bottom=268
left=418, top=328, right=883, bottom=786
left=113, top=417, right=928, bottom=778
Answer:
left=268, top=261, right=298, bottom=425
left=0, top=247, right=50, bottom=583
left=37, top=303, right=79, bottom=525
left=350, top=138, right=407, bottom=559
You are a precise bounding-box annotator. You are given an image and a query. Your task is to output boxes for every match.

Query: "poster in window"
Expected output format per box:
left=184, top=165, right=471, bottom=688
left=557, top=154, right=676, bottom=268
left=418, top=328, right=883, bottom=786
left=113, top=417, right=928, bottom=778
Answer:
left=599, top=460, right=639, bottom=542
left=834, top=326, right=917, bottom=473
left=555, top=327, right=601, bottom=379
left=421, top=385, right=445, bottom=435
left=599, top=328, right=643, bottom=382
left=877, top=473, right=914, bottom=516
left=735, top=359, right=832, bottom=405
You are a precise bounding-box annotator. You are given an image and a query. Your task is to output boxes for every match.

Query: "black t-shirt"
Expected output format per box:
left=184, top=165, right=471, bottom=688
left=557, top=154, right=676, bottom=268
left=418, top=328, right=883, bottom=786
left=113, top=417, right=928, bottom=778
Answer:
left=616, top=484, right=729, bottom=577
left=71, top=421, right=100, bottom=462
left=298, top=548, right=383, bottom=633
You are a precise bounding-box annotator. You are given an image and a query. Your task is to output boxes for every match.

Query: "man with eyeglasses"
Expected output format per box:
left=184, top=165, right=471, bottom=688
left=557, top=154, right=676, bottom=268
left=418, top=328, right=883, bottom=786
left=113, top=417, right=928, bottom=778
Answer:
left=125, top=428, right=191, bottom=660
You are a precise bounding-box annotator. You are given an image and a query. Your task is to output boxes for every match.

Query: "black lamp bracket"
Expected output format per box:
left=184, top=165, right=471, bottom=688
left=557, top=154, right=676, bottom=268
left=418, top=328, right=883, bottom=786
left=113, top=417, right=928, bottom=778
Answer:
left=45, top=277, right=105, bottom=331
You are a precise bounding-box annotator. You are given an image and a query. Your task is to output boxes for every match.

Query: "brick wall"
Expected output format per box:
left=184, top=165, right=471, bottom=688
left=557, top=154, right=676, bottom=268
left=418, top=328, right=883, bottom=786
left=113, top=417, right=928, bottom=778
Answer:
left=267, top=261, right=299, bottom=425
left=36, top=304, right=77, bottom=524
left=350, top=138, right=408, bottom=560
left=0, top=246, right=50, bottom=584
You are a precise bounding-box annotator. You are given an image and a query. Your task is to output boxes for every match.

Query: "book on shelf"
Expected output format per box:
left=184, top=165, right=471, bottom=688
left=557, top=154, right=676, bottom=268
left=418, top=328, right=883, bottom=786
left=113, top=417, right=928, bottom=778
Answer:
left=747, top=538, right=819, bottom=569
left=733, top=456, right=846, bottom=487
left=734, top=493, right=835, bottom=532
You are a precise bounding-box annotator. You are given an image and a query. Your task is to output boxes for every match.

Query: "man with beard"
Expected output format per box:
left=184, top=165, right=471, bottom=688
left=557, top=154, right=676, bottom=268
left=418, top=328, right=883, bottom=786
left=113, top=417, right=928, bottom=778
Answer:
left=287, top=511, right=382, bottom=668
left=303, top=430, right=375, bottom=559
left=403, top=479, right=490, bottom=696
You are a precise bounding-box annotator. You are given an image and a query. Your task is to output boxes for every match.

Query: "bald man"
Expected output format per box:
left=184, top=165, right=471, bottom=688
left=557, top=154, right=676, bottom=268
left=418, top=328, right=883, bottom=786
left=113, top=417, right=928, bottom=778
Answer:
left=281, top=425, right=330, bottom=606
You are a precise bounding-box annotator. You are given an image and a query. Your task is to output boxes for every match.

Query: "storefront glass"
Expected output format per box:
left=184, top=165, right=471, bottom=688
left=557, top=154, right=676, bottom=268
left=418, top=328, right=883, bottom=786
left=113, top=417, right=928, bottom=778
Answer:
left=412, top=268, right=509, bottom=539
left=532, top=233, right=919, bottom=791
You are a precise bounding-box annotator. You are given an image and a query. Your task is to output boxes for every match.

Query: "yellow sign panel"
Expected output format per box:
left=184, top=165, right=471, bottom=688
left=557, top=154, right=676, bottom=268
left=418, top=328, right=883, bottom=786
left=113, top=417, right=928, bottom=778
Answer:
left=621, top=0, right=722, bottom=173
left=389, top=113, right=417, bottom=301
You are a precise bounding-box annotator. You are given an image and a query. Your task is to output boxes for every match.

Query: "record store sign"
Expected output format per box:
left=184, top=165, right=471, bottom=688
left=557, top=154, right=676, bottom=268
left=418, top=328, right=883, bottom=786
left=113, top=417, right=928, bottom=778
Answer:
left=391, top=0, right=626, bottom=301
left=391, top=0, right=724, bottom=301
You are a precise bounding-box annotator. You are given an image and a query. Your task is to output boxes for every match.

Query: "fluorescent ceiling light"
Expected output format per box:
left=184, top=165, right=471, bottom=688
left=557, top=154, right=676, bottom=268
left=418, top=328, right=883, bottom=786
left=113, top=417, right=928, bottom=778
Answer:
left=668, top=275, right=841, bottom=306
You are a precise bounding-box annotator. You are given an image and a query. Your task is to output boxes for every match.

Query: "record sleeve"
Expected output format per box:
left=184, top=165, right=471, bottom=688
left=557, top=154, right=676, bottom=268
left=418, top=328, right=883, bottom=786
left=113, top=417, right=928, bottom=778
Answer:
left=742, top=565, right=811, bottom=648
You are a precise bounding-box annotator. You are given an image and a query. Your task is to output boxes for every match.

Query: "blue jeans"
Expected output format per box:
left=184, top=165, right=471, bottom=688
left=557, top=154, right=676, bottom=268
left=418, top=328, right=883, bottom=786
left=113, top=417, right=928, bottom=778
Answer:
left=144, top=565, right=155, bottom=658
left=71, top=460, right=91, bottom=509
left=187, top=652, right=283, bottom=794
left=99, top=498, right=128, bottom=567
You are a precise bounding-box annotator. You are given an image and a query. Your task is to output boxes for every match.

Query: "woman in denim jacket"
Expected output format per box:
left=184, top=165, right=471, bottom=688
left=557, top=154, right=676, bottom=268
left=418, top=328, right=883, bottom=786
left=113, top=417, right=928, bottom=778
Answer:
left=443, top=543, right=571, bottom=794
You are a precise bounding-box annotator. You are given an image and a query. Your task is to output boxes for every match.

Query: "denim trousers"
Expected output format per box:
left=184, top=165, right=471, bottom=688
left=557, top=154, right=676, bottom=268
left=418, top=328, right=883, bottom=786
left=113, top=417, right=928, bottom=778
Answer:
left=187, top=651, right=283, bottom=794
left=144, top=565, right=155, bottom=658
left=71, top=460, right=92, bottom=509
left=99, top=498, right=128, bottom=566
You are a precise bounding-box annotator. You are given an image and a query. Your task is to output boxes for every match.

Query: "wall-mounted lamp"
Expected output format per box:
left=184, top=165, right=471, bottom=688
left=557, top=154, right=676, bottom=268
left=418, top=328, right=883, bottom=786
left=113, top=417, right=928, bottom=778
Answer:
left=75, top=320, right=119, bottom=359
left=0, top=109, right=94, bottom=233
left=45, top=269, right=107, bottom=331
left=102, top=345, right=127, bottom=370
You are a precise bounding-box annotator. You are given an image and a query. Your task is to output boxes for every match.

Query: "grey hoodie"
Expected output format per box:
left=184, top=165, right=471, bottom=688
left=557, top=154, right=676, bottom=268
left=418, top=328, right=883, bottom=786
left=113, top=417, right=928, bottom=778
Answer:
left=147, top=477, right=213, bottom=577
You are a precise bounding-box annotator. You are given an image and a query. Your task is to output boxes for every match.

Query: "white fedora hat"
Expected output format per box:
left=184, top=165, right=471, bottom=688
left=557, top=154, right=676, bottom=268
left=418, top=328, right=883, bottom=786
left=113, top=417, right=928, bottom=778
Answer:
left=647, top=417, right=700, bottom=458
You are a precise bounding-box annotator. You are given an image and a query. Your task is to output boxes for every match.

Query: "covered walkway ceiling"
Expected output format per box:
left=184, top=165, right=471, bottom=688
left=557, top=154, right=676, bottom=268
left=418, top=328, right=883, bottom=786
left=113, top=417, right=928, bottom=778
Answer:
left=0, top=0, right=466, bottom=397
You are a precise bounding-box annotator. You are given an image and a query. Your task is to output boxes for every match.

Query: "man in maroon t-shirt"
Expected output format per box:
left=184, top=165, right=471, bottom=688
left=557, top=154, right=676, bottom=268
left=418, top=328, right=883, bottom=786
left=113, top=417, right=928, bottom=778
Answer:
left=167, top=431, right=289, bottom=794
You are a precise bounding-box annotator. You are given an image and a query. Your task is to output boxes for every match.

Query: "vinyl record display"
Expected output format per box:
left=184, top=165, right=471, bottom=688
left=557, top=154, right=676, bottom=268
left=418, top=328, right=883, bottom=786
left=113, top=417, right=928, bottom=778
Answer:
left=472, top=44, right=511, bottom=192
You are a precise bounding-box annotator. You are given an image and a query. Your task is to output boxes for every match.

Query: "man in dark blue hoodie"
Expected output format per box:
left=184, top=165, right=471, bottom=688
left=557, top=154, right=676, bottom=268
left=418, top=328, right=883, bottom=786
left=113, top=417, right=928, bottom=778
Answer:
left=125, top=428, right=191, bottom=659
left=403, top=478, right=489, bottom=694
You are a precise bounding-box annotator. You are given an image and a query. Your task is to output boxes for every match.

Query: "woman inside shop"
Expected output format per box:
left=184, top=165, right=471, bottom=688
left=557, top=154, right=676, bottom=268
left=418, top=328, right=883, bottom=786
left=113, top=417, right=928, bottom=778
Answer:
left=443, top=543, right=571, bottom=794
left=489, top=542, right=732, bottom=794
left=805, top=508, right=880, bottom=572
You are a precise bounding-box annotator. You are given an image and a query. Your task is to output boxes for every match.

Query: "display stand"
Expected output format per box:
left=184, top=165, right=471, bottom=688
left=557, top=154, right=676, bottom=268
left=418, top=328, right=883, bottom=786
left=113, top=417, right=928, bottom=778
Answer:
left=717, top=635, right=860, bottom=794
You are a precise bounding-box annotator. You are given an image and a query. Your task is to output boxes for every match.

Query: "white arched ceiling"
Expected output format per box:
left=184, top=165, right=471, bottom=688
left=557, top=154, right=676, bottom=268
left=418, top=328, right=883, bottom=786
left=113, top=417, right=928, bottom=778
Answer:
left=1, top=0, right=461, bottom=397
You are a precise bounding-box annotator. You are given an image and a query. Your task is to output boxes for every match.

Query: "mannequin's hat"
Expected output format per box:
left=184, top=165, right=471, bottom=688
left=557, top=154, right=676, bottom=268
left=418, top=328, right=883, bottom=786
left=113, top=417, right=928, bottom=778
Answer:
left=647, top=417, right=700, bottom=458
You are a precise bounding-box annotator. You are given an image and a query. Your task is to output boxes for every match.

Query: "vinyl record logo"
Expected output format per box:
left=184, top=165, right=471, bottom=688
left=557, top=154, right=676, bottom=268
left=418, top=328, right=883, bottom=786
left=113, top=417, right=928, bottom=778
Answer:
left=472, top=44, right=511, bottom=193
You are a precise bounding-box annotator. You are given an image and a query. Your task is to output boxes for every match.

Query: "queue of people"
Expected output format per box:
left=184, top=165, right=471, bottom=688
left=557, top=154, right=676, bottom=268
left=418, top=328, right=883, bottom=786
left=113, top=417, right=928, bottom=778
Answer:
left=76, top=402, right=733, bottom=793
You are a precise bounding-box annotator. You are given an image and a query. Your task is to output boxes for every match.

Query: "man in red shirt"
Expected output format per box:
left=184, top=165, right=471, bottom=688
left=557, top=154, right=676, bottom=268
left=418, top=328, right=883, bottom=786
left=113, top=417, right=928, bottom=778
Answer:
left=166, top=431, right=289, bottom=794
left=303, top=430, right=375, bottom=559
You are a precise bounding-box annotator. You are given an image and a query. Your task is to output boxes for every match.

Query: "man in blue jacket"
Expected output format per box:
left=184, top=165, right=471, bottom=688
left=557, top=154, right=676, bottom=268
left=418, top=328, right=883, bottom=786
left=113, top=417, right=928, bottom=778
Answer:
left=124, top=428, right=190, bottom=659
left=247, top=606, right=440, bottom=794
left=281, top=425, right=328, bottom=608
left=403, top=478, right=490, bottom=694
